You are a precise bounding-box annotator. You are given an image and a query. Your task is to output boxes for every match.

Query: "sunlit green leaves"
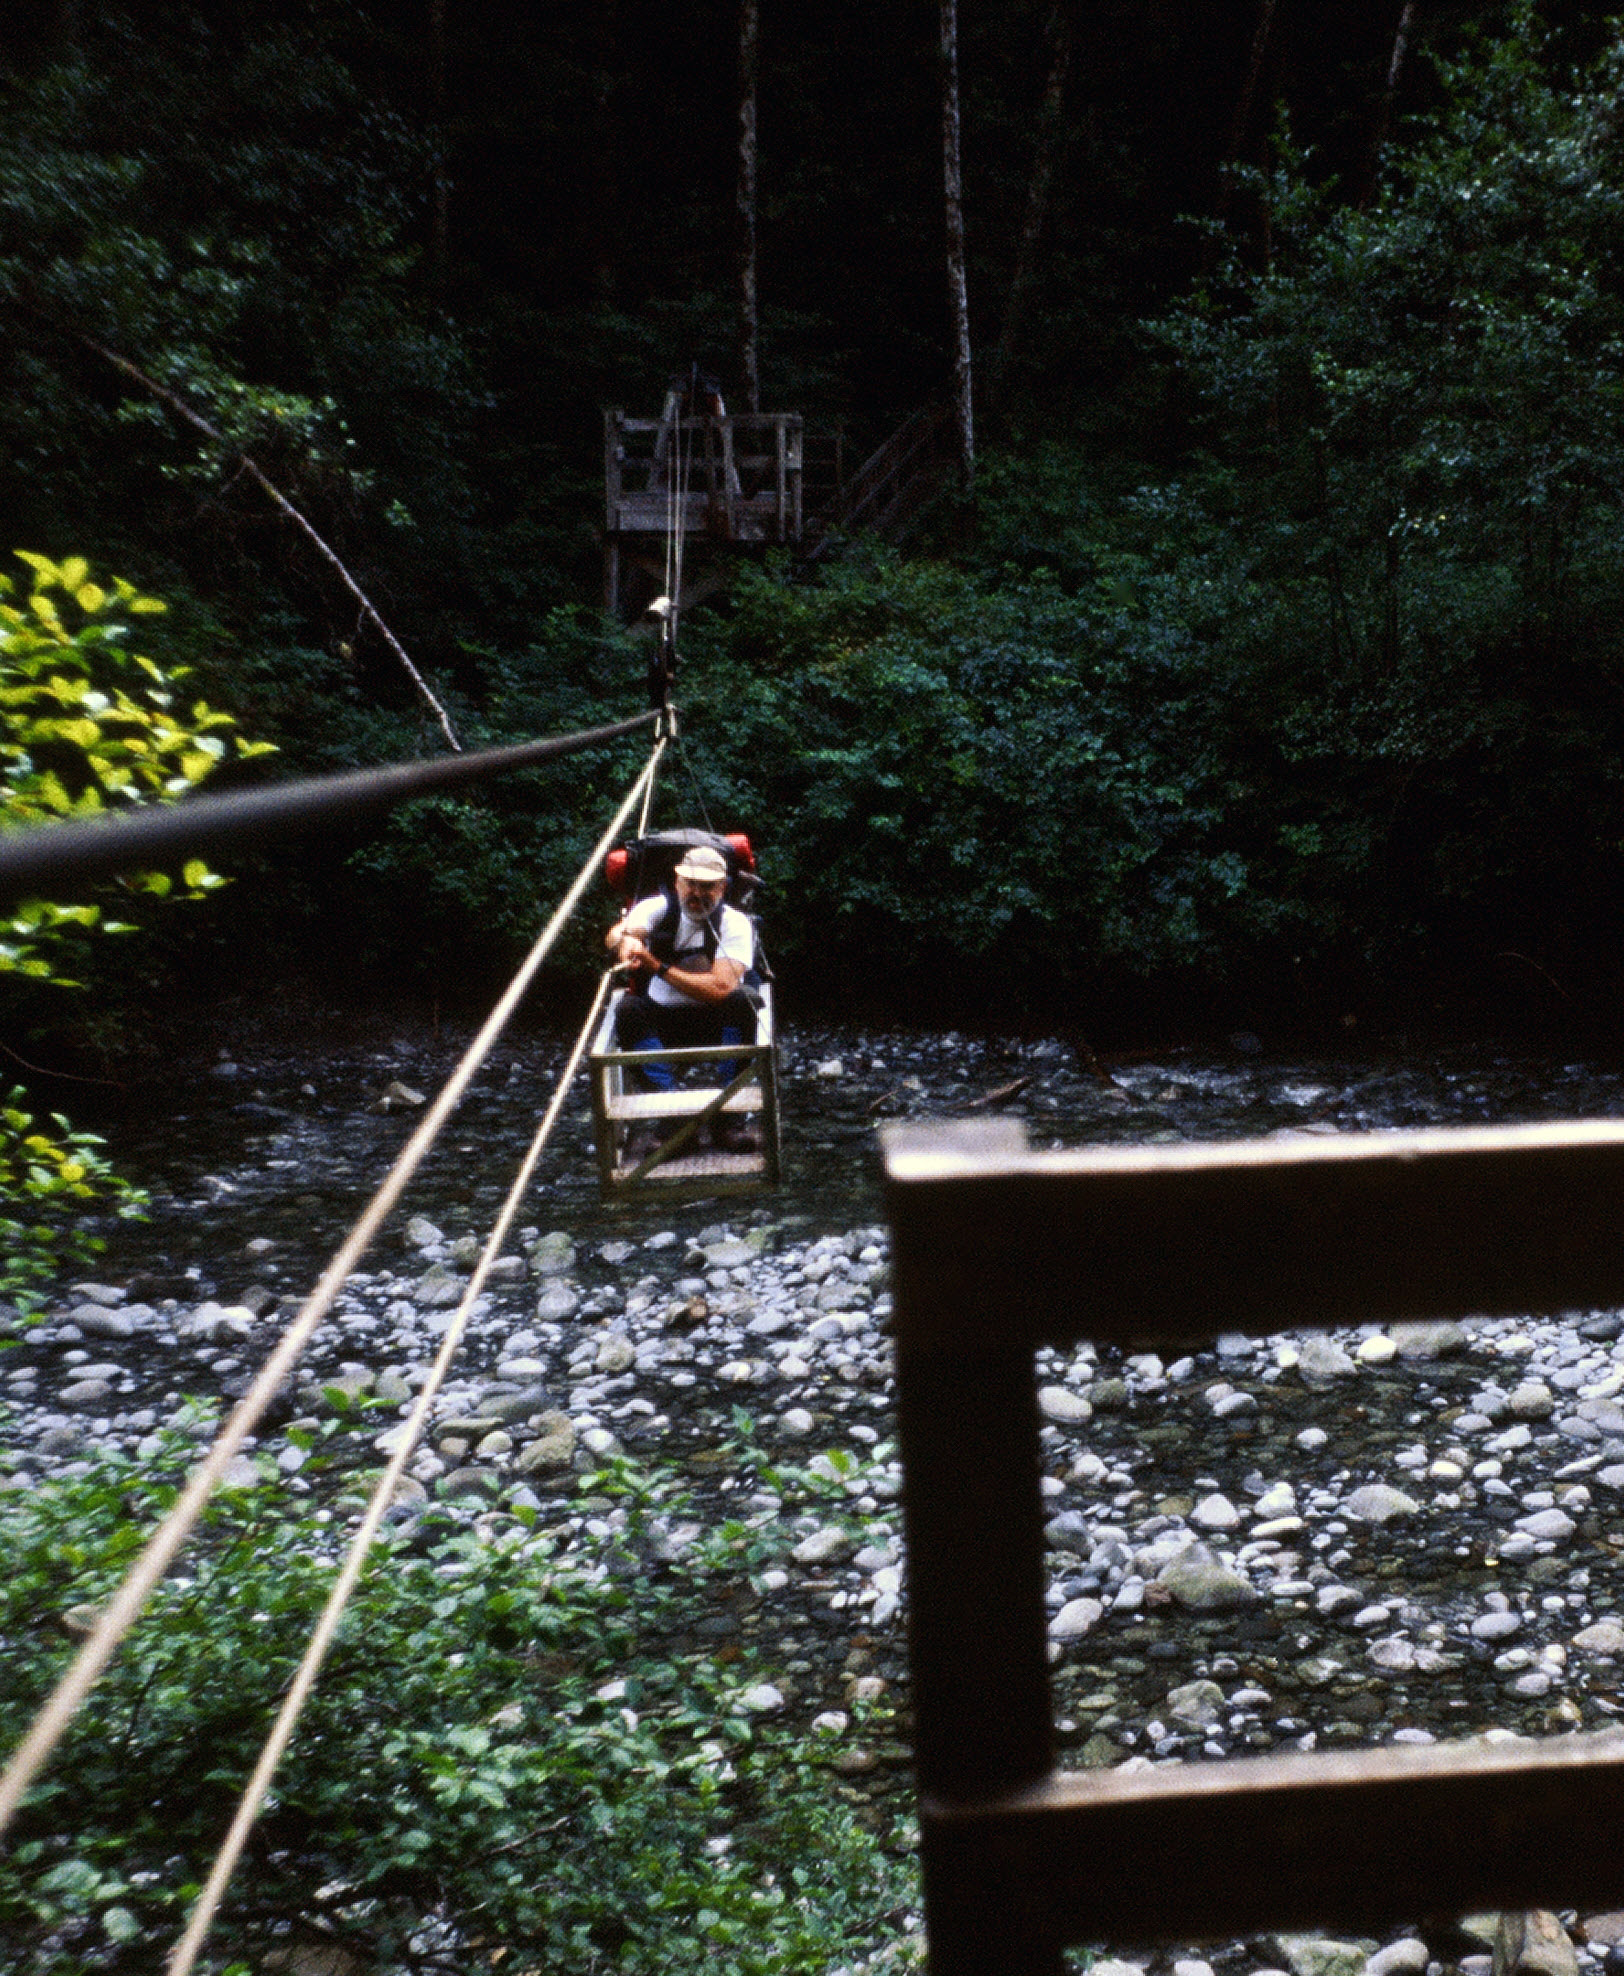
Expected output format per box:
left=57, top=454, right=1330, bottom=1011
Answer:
left=0, top=552, right=275, bottom=983
left=0, top=1086, right=145, bottom=1307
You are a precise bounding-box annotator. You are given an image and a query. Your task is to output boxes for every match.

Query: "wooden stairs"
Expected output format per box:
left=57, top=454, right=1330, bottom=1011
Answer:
left=799, top=401, right=958, bottom=562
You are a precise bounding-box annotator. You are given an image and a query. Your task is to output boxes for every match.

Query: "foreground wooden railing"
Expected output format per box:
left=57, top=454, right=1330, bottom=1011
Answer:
left=883, top=1117, right=1624, bottom=1975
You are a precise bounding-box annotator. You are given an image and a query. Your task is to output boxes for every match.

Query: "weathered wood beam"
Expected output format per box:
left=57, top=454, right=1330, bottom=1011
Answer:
left=884, top=1117, right=1624, bottom=1351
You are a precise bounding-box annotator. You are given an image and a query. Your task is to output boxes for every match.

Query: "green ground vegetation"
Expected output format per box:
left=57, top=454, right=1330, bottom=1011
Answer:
left=0, top=1422, right=918, bottom=1974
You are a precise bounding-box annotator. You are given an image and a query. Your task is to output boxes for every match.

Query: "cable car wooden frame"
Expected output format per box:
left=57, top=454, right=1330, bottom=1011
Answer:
left=883, top=1116, right=1624, bottom=1976
left=588, top=983, right=781, bottom=1200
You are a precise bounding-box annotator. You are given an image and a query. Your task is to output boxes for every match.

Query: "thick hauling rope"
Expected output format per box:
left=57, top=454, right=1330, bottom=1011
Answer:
left=0, top=733, right=668, bottom=1858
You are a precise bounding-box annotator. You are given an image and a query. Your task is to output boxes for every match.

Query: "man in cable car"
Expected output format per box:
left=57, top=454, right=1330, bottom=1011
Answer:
left=605, top=844, right=760, bottom=1153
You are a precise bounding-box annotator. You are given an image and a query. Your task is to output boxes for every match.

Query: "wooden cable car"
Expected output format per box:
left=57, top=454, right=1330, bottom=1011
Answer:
left=587, top=828, right=782, bottom=1200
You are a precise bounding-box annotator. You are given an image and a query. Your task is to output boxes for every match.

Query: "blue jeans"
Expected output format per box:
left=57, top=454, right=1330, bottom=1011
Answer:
left=613, top=988, right=756, bottom=1092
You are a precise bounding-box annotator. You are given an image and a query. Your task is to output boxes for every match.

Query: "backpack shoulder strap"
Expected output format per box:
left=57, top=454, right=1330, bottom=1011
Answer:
left=646, top=887, right=682, bottom=962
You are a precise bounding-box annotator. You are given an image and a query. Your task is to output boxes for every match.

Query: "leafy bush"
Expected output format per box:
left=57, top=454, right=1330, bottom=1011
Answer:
left=0, top=1090, right=144, bottom=1311
left=673, top=549, right=1267, bottom=1008
left=0, top=551, right=275, bottom=988
left=0, top=1437, right=918, bottom=1973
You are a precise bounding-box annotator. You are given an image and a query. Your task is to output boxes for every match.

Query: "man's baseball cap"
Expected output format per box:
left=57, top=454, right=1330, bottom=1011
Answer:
left=674, top=846, right=729, bottom=883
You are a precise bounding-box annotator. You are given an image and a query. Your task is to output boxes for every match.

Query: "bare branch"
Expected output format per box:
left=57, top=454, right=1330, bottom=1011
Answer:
left=73, top=334, right=464, bottom=753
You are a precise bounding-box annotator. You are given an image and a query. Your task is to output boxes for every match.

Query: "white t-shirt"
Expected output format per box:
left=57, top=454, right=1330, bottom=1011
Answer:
left=624, top=893, right=753, bottom=1007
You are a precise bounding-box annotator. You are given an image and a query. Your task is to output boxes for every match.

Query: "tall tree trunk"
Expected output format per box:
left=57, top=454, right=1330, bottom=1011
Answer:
left=987, top=0, right=1073, bottom=419
left=591, top=0, right=620, bottom=307
left=1361, top=1, right=1416, bottom=207
left=737, top=0, right=761, bottom=414
left=428, top=0, right=449, bottom=291
left=940, top=0, right=974, bottom=489
left=1203, top=0, right=1277, bottom=269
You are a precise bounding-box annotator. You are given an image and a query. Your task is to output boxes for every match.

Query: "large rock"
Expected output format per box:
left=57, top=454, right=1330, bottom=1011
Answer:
left=303, top=1369, right=375, bottom=1410
left=1493, top=1911, right=1579, bottom=1976
left=1515, top=1509, right=1576, bottom=1542
left=1343, top=1483, right=1420, bottom=1524
left=67, top=1281, right=124, bottom=1307
left=59, top=1376, right=116, bottom=1410
left=478, top=1384, right=554, bottom=1425
left=515, top=1413, right=575, bottom=1474
left=703, top=1240, right=756, bottom=1269
left=67, top=1303, right=133, bottom=1339
left=1049, top=1597, right=1104, bottom=1641
left=413, top=1263, right=463, bottom=1309
left=596, top=1334, right=636, bottom=1375
left=793, top=1525, right=855, bottom=1567
left=1270, top=1938, right=1370, bottom=1976
left=1297, top=1337, right=1357, bottom=1388
left=1365, top=1941, right=1430, bottom=1976
left=1192, top=1493, right=1241, bottom=1531
left=1044, top=1511, right=1092, bottom=1554
left=1164, top=1678, right=1225, bottom=1728
left=529, top=1232, right=577, bottom=1277
left=176, top=1301, right=256, bottom=1345
left=371, top=1080, right=426, bottom=1113
left=1158, top=1545, right=1257, bottom=1612
left=1391, top=1319, right=1468, bottom=1360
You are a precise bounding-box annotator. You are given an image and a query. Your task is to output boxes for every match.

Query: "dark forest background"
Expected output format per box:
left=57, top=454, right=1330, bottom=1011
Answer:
left=4, top=0, right=1623, bottom=1052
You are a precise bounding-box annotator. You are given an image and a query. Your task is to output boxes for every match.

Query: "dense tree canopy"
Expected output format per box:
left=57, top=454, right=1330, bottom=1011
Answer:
left=2, top=1, right=1623, bottom=1038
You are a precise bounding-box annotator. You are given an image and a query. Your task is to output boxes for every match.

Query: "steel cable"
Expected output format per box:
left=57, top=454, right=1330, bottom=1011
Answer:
left=0, top=734, right=666, bottom=1836
left=0, top=710, right=659, bottom=908
left=164, top=965, right=619, bottom=1974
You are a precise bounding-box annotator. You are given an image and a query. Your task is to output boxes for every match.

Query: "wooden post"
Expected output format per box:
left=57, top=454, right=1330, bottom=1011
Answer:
left=788, top=416, right=802, bottom=540
left=774, top=418, right=787, bottom=539
left=890, top=1119, right=1059, bottom=1974
left=604, top=411, right=623, bottom=616
left=895, top=1342, right=1063, bottom=1975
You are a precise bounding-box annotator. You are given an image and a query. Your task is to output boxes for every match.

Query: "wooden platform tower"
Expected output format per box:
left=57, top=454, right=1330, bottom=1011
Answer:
left=603, top=384, right=959, bottom=620
left=603, top=401, right=809, bottom=620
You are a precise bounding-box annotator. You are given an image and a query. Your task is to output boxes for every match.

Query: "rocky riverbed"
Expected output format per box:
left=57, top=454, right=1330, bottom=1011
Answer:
left=11, top=1027, right=1624, bottom=1975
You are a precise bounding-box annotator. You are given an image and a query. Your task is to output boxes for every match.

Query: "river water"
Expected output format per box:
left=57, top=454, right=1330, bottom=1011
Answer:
left=87, top=1025, right=1624, bottom=1298
left=19, top=1025, right=1624, bottom=1969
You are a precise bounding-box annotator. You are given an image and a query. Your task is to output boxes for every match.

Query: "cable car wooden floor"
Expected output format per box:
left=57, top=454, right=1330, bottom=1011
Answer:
left=588, top=986, right=781, bottom=1201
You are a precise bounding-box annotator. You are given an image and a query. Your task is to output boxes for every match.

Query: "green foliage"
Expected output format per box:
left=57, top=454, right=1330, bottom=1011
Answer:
left=0, top=1438, right=916, bottom=1972
left=1139, top=14, right=1624, bottom=976
left=5, top=8, right=1624, bottom=1020
left=673, top=548, right=1267, bottom=1000
left=1159, top=8, right=1624, bottom=663
left=337, top=605, right=653, bottom=981
left=0, top=1089, right=143, bottom=1310
left=0, top=552, right=274, bottom=987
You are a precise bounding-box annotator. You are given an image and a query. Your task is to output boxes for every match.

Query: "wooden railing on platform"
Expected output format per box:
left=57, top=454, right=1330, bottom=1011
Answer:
left=604, top=411, right=804, bottom=546
left=883, top=1117, right=1624, bottom=1976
